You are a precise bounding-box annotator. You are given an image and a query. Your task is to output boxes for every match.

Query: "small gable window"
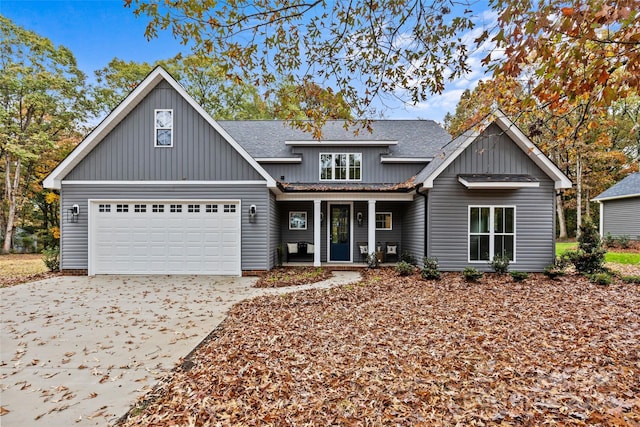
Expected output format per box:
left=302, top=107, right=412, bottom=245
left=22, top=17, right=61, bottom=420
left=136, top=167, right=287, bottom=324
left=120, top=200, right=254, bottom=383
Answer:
left=320, top=153, right=362, bottom=181
left=155, top=109, right=173, bottom=147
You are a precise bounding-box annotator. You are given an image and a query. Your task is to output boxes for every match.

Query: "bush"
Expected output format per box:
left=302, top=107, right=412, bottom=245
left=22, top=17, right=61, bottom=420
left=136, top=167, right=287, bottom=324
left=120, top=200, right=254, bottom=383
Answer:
left=621, top=275, right=640, bottom=284
left=42, top=246, right=60, bottom=272
left=395, top=261, right=414, bottom=276
left=421, top=257, right=441, bottom=280
left=367, top=252, right=379, bottom=269
left=617, top=235, right=631, bottom=249
left=590, top=272, right=612, bottom=286
left=604, top=232, right=616, bottom=247
left=544, top=255, right=569, bottom=279
left=510, top=271, right=529, bottom=282
left=400, top=250, right=417, bottom=265
left=462, top=266, right=483, bottom=282
left=568, top=220, right=606, bottom=274
left=490, top=255, right=510, bottom=274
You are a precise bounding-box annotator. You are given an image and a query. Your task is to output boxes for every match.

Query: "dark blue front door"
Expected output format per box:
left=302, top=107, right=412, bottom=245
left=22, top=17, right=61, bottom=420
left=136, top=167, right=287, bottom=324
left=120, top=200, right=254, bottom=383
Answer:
left=330, top=205, right=350, bottom=261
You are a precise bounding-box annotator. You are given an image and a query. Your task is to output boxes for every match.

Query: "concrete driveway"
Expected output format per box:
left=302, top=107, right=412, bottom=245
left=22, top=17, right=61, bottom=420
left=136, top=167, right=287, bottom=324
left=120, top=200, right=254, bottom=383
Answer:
left=0, top=272, right=360, bottom=426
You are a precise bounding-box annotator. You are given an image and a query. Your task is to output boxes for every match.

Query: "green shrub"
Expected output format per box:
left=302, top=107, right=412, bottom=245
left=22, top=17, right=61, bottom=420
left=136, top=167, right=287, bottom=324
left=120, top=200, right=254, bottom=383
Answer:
left=568, top=220, right=606, bottom=274
left=617, top=235, right=631, bottom=249
left=421, top=257, right=441, bottom=280
left=510, top=271, right=529, bottom=282
left=42, top=246, right=60, bottom=272
left=544, top=256, right=569, bottom=279
left=462, top=266, right=483, bottom=282
left=604, top=232, right=616, bottom=247
left=490, top=254, right=510, bottom=274
left=400, top=250, right=417, bottom=265
left=621, top=275, right=640, bottom=284
left=395, top=261, right=414, bottom=276
left=590, top=272, right=612, bottom=286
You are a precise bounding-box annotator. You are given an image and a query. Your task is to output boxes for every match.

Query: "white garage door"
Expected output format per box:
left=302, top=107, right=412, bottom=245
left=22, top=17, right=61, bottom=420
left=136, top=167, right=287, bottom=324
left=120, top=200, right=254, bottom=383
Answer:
left=90, top=200, right=241, bottom=275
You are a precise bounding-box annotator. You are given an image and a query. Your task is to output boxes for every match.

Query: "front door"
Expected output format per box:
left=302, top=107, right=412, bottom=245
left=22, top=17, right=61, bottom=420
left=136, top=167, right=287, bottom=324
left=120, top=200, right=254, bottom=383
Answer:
left=330, top=204, right=350, bottom=261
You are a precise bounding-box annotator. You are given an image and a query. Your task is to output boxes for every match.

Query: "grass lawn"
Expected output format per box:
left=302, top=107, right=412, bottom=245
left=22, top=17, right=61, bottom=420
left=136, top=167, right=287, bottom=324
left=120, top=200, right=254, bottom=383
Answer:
left=121, top=269, right=640, bottom=426
left=556, top=242, right=640, bottom=265
left=0, top=254, right=47, bottom=277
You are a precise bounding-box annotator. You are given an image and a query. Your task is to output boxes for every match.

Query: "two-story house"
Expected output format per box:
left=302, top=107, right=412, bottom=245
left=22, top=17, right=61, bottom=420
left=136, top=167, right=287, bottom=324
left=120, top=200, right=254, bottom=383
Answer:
left=44, top=67, right=571, bottom=275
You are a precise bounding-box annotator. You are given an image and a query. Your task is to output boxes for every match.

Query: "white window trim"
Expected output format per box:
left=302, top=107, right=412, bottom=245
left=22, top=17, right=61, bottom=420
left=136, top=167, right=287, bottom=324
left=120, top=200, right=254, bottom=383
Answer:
left=468, top=205, right=516, bottom=263
left=375, top=212, right=393, bottom=230
left=154, top=109, right=173, bottom=148
left=319, top=153, right=362, bottom=182
left=289, top=211, right=307, bottom=230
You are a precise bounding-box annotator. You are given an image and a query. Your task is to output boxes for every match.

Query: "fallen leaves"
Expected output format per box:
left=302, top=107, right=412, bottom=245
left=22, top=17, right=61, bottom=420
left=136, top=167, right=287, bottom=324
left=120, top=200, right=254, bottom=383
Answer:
left=121, top=270, right=640, bottom=426
left=254, top=267, right=333, bottom=288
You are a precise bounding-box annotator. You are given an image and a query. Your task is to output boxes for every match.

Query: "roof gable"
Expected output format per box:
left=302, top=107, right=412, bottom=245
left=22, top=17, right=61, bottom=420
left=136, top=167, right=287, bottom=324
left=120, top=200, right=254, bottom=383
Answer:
left=416, top=110, right=572, bottom=190
left=592, top=172, right=640, bottom=201
left=43, top=67, right=276, bottom=189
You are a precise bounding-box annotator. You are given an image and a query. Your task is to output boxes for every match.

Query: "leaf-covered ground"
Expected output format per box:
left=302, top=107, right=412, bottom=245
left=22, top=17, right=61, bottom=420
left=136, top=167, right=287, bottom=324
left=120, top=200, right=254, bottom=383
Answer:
left=123, top=269, right=639, bottom=426
left=254, top=267, right=333, bottom=288
left=0, top=254, right=57, bottom=288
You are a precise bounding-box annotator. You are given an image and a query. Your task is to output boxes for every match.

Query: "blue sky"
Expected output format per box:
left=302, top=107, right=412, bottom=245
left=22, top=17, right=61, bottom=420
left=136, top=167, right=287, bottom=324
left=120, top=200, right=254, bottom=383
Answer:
left=1, top=0, right=494, bottom=122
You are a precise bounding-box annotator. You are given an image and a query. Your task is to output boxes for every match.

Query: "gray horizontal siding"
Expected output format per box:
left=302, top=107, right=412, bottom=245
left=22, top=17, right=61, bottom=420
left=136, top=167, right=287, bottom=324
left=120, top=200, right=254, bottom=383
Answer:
left=66, top=81, right=263, bottom=181
left=268, top=192, right=280, bottom=268
left=262, top=146, right=426, bottom=184
left=401, top=196, right=425, bottom=264
left=602, top=197, right=640, bottom=239
left=60, top=184, right=270, bottom=271
left=428, top=126, right=556, bottom=272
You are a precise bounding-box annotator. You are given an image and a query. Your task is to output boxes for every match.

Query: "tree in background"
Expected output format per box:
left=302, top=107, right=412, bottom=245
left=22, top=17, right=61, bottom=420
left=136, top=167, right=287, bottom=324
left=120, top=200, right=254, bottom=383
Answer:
left=92, top=56, right=351, bottom=129
left=125, top=0, right=640, bottom=130
left=0, top=17, right=89, bottom=253
left=125, top=0, right=479, bottom=130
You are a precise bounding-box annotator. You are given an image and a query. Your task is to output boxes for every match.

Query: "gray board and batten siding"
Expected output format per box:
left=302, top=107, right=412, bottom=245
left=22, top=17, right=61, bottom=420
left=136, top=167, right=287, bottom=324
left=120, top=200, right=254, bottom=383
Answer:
left=600, top=197, right=640, bottom=239
left=426, top=123, right=556, bottom=272
left=60, top=184, right=271, bottom=271
left=65, top=80, right=263, bottom=182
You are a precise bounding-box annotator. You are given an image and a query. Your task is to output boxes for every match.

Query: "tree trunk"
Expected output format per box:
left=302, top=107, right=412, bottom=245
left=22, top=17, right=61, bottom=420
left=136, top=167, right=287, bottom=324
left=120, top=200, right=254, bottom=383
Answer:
left=556, top=192, right=568, bottom=240
left=2, top=156, right=21, bottom=254
left=585, top=188, right=590, bottom=220
left=576, top=155, right=582, bottom=237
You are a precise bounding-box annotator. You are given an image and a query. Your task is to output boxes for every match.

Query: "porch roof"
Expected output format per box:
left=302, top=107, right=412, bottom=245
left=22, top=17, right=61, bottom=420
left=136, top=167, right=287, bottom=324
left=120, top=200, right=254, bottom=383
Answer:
left=278, top=177, right=416, bottom=192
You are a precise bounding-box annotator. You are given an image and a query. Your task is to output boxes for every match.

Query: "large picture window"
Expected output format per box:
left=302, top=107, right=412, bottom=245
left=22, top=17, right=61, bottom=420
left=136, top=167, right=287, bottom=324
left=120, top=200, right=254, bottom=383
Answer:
left=320, top=153, right=361, bottom=181
left=469, top=206, right=515, bottom=262
left=154, top=109, right=173, bottom=147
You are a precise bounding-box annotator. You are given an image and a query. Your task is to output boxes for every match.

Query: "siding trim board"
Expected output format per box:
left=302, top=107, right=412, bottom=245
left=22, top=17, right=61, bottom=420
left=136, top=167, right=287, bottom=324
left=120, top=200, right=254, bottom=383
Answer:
left=63, top=180, right=267, bottom=186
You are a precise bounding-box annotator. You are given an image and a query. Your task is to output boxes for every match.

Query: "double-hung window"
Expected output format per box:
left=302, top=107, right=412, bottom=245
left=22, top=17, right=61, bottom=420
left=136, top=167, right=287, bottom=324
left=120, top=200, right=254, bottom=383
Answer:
left=320, top=153, right=361, bottom=181
left=469, top=206, right=515, bottom=262
left=154, top=109, right=173, bottom=147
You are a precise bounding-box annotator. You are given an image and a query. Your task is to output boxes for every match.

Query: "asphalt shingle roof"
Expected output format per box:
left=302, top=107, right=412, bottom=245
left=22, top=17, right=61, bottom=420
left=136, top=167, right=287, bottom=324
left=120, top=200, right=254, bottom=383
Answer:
left=217, top=120, right=450, bottom=159
left=592, top=172, right=640, bottom=201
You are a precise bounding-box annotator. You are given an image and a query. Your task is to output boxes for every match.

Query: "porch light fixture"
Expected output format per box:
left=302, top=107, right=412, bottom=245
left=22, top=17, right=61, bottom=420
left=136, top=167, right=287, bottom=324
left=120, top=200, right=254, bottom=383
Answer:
left=67, top=204, right=80, bottom=223
left=249, top=204, right=257, bottom=222
left=356, top=211, right=363, bottom=226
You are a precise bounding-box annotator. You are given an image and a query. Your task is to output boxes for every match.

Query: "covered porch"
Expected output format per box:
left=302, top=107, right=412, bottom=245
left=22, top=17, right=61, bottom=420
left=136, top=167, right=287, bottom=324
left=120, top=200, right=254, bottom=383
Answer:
left=275, top=191, right=420, bottom=267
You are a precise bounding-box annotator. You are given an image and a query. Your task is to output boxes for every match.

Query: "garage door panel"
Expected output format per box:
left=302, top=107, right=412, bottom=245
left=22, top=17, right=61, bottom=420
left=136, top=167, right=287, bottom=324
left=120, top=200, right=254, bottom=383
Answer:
left=91, top=200, right=240, bottom=275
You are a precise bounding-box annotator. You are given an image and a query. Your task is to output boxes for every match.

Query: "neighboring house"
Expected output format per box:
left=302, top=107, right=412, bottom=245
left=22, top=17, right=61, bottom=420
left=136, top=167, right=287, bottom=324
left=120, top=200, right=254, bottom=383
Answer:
left=592, top=172, right=640, bottom=240
left=44, top=67, right=572, bottom=275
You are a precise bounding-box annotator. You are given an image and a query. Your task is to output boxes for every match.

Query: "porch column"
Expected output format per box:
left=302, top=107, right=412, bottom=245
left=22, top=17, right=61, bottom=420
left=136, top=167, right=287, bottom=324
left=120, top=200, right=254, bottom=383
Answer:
left=313, top=199, right=322, bottom=267
left=368, top=200, right=376, bottom=258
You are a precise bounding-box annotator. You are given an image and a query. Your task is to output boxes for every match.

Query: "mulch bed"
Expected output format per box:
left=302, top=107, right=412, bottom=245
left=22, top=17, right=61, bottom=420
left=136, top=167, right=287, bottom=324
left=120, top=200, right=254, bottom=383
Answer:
left=120, top=268, right=639, bottom=426
left=253, top=266, right=333, bottom=288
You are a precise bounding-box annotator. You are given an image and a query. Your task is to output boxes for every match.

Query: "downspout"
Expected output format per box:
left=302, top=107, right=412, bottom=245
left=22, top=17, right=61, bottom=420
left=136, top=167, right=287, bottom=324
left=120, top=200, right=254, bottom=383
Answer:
left=418, top=184, right=429, bottom=260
